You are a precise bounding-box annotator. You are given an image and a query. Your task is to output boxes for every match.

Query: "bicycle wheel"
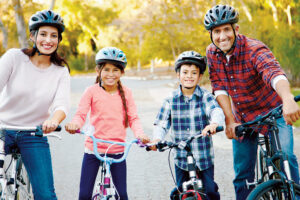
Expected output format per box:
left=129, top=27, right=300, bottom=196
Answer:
left=15, top=159, right=33, bottom=200
left=247, top=179, right=300, bottom=200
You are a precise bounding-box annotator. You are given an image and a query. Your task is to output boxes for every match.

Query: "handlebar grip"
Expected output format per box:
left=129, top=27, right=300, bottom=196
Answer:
left=146, top=146, right=152, bottom=151
left=295, top=95, right=300, bottom=102
left=55, top=125, right=62, bottom=132
left=216, top=126, right=224, bottom=132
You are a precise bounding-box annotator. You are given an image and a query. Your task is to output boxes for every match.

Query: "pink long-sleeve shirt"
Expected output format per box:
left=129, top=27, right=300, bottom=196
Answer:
left=71, top=84, right=144, bottom=154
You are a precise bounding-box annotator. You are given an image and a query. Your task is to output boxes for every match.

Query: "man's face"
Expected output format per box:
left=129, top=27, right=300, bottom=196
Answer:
left=211, top=24, right=238, bottom=53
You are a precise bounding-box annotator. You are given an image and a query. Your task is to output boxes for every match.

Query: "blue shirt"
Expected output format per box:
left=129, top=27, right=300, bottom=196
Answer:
left=153, top=85, right=224, bottom=171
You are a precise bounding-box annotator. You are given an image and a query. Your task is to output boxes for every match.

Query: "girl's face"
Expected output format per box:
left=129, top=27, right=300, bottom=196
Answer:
left=30, top=26, right=59, bottom=55
left=97, top=63, right=123, bottom=88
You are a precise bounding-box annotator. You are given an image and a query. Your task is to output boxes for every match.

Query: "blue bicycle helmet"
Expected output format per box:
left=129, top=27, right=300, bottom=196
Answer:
left=95, top=47, right=127, bottom=69
left=174, top=51, right=206, bottom=74
left=204, top=4, right=239, bottom=30
left=29, top=10, right=65, bottom=33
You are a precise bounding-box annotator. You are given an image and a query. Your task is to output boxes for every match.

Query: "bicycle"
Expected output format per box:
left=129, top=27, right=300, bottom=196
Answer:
left=77, top=130, right=145, bottom=200
left=235, top=95, right=300, bottom=200
left=147, top=126, right=224, bottom=200
left=0, top=125, right=61, bottom=200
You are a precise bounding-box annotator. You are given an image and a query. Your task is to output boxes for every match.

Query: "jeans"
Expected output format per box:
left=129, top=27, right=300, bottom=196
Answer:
left=79, top=153, right=128, bottom=200
left=3, top=130, right=57, bottom=200
left=171, top=165, right=220, bottom=200
left=232, top=117, right=300, bottom=200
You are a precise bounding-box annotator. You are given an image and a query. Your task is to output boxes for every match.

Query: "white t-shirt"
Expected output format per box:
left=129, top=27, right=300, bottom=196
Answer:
left=0, top=48, right=70, bottom=126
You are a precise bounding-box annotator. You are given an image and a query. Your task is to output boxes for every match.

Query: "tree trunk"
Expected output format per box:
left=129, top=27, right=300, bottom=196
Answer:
left=268, top=0, right=278, bottom=29
left=50, top=0, right=56, bottom=10
left=0, top=17, right=8, bottom=50
left=284, top=5, right=292, bottom=26
left=240, top=0, right=252, bottom=22
left=12, top=0, right=28, bottom=48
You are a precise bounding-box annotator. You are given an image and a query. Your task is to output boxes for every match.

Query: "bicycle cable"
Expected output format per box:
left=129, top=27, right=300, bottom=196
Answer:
left=168, top=148, right=181, bottom=194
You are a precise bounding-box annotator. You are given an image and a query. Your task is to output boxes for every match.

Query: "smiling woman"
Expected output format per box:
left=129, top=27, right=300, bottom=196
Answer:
left=0, top=9, right=70, bottom=200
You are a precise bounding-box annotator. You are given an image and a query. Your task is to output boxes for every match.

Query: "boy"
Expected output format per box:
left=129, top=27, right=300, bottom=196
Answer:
left=152, top=50, right=224, bottom=200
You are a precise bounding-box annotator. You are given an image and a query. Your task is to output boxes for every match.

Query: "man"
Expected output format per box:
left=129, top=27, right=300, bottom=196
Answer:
left=204, top=4, right=300, bottom=200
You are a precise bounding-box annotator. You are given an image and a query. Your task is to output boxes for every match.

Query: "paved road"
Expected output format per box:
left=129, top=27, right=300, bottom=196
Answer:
left=49, top=76, right=300, bottom=200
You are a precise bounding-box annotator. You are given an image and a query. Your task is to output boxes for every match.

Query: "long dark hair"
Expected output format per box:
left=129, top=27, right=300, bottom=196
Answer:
left=22, top=47, right=70, bottom=72
left=96, top=63, right=129, bottom=127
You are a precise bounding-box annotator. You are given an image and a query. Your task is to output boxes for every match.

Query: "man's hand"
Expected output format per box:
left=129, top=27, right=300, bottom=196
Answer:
left=282, top=95, right=300, bottom=125
left=225, top=122, right=240, bottom=140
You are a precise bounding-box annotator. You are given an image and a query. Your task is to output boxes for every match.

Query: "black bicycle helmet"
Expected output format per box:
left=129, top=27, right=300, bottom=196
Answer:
left=174, top=51, right=206, bottom=74
left=29, top=10, right=65, bottom=33
left=204, top=4, right=239, bottom=30
left=95, top=47, right=127, bottom=69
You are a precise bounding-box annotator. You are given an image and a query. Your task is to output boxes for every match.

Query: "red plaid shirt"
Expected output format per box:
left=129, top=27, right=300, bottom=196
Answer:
left=206, top=34, right=286, bottom=123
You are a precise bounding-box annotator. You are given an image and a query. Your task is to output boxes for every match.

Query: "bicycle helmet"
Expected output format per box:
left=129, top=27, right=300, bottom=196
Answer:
left=174, top=51, right=206, bottom=74
left=29, top=10, right=65, bottom=33
left=95, top=47, right=127, bottom=69
left=204, top=4, right=239, bottom=30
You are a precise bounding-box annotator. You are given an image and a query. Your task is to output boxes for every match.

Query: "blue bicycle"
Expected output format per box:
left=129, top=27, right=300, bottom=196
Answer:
left=78, top=130, right=145, bottom=200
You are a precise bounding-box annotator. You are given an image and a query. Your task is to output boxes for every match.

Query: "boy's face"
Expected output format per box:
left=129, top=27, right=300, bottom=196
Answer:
left=177, top=64, right=202, bottom=89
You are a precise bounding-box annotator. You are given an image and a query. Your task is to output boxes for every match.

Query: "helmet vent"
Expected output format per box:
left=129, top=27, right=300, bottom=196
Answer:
left=103, top=52, right=108, bottom=55
left=48, top=11, right=52, bottom=16
left=53, top=15, right=58, bottom=20
left=41, top=13, right=48, bottom=19
left=32, top=17, right=38, bottom=21
left=231, top=11, right=236, bottom=17
left=210, top=15, right=216, bottom=22
left=221, top=12, right=226, bottom=20
left=216, top=9, right=219, bottom=16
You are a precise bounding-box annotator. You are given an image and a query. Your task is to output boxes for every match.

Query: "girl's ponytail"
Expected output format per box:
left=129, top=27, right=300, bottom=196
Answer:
left=118, top=81, right=129, bottom=128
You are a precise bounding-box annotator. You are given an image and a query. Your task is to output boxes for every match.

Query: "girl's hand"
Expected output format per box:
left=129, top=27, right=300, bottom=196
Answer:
left=201, top=123, right=219, bottom=137
left=42, top=119, right=59, bottom=134
left=148, top=139, right=161, bottom=151
left=137, top=134, right=150, bottom=144
left=65, top=122, right=80, bottom=134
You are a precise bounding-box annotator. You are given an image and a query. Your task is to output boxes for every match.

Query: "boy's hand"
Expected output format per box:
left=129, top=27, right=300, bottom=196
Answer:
left=137, top=134, right=150, bottom=144
left=148, top=139, right=161, bottom=151
left=202, top=123, right=219, bottom=137
left=65, top=122, right=80, bottom=134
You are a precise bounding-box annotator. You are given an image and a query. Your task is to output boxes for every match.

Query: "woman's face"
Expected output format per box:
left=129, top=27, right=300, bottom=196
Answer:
left=31, top=26, right=59, bottom=55
left=98, top=63, right=123, bottom=88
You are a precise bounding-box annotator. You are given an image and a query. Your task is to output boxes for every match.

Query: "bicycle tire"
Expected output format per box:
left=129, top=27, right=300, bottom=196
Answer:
left=246, top=179, right=300, bottom=200
left=15, top=159, right=33, bottom=200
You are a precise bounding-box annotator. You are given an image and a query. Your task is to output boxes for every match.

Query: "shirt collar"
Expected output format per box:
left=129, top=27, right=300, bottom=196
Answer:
left=173, top=85, right=203, bottom=99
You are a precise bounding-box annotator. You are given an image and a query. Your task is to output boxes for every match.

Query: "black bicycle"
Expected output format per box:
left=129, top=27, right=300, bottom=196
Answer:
left=0, top=125, right=61, bottom=200
left=235, top=95, right=300, bottom=200
left=148, top=126, right=224, bottom=200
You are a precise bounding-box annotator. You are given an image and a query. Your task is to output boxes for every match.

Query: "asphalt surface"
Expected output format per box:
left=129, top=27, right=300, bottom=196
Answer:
left=49, top=76, right=300, bottom=200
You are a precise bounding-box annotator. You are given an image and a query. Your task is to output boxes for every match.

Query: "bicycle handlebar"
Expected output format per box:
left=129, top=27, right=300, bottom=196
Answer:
left=77, top=130, right=143, bottom=164
left=148, top=126, right=224, bottom=152
left=235, top=94, right=300, bottom=138
left=0, top=125, right=62, bottom=139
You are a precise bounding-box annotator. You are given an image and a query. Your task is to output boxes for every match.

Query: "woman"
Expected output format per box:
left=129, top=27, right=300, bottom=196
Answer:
left=0, top=10, right=70, bottom=199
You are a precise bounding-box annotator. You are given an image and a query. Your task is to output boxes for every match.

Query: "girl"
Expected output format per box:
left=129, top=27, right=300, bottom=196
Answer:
left=65, top=47, right=149, bottom=200
left=0, top=10, right=70, bottom=199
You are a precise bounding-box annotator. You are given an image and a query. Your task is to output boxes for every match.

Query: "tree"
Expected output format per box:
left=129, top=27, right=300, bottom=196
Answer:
left=0, top=16, right=8, bottom=50
left=12, top=0, right=28, bottom=48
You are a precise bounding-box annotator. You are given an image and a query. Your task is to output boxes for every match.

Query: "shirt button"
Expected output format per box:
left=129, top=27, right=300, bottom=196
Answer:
left=237, top=102, right=240, bottom=105
left=231, top=76, right=233, bottom=78
left=242, top=113, right=245, bottom=115
left=187, top=128, right=190, bottom=131
left=234, top=89, right=237, bottom=92
left=225, top=63, right=228, bottom=66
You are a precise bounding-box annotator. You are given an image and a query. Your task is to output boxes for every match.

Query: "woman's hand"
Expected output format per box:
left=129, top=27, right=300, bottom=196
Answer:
left=42, top=119, right=59, bottom=134
left=65, top=122, right=80, bottom=134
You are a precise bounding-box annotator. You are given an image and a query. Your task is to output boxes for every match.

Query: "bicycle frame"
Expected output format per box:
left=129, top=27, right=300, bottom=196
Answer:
left=78, top=132, right=141, bottom=200
left=0, top=125, right=61, bottom=200
left=151, top=126, right=224, bottom=200
left=236, top=94, right=300, bottom=199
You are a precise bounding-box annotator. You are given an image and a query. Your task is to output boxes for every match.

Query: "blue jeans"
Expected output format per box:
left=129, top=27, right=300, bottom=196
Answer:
left=79, top=153, right=128, bottom=200
left=172, top=165, right=220, bottom=200
left=232, top=117, right=300, bottom=200
left=3, top=130, right=57, bottom=200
